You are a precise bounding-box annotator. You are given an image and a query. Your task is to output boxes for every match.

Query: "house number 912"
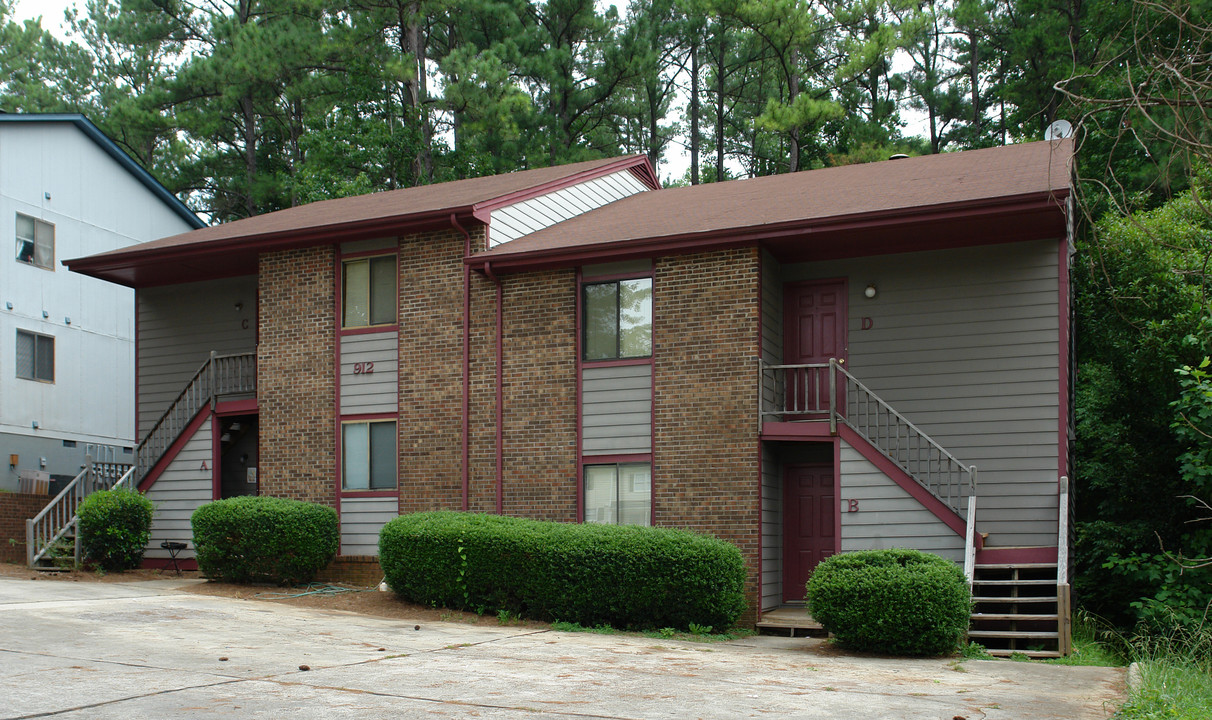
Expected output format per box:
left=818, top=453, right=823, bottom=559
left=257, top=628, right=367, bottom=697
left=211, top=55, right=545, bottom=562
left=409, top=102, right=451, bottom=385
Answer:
left=353, top=361, right=374, bottom=375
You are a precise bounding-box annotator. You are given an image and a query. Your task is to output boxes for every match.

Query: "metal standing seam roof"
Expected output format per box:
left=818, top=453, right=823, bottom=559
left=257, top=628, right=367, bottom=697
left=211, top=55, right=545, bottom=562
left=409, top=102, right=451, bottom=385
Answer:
left=0, top=113, right=205, bottom=230
left=473, top=139, right=1074, bottom=264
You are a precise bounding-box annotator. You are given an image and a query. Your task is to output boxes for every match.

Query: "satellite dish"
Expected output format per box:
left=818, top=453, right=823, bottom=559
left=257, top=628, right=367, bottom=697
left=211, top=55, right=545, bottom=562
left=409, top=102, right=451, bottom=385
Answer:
left=1045, top=119, right=1073, bottom=140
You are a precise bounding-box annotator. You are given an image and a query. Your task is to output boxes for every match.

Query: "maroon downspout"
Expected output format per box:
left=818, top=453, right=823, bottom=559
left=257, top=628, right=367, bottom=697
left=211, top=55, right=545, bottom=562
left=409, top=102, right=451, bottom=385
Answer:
left=484, top=261, right=505, bottom=514
left=452, top=214, right=471, bottom=511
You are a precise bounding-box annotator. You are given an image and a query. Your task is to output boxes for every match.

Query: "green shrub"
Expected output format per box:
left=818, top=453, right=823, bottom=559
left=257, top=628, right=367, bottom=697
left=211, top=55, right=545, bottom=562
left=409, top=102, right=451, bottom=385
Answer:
left=191, top=496, right=338, bottom=585
left=379, top=512, right=747, bottom=631
left=78, top=489, right=154, bottom=571
left=806, top=548, right=971, bottom=656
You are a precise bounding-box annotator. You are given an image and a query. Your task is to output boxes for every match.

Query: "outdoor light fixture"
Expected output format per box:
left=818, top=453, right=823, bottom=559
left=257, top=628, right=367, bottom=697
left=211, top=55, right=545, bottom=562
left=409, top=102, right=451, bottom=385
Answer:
left=864, top=284, right=878, bottom=299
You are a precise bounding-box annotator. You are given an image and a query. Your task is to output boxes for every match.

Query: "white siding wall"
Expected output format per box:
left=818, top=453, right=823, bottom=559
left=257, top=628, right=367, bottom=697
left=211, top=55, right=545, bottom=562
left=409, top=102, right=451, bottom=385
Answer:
left=839, top=439, right=964, bottom=562
left=144, top=416, right=212, bottom=560
left=582, top=363, right=652, bottom=455
left=339, top=332, right=399, bottom=415
left=783, top=239, right=1060, bottom=547
left=761, top=443, right=783, bottom=610
left=488, top=169, right=649, bottom=248
left=137, top=276, right=257, bottom=439
left=0, top=122, right=197, bottom=489
left=340, top=496, right=397, bottom=556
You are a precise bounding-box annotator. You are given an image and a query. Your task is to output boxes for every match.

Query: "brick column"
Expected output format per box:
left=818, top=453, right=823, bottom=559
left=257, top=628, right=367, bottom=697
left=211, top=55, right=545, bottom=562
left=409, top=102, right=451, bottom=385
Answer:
left=653, top=247, right=762, bottom=623
left=257, top=246, right=337, bottom=505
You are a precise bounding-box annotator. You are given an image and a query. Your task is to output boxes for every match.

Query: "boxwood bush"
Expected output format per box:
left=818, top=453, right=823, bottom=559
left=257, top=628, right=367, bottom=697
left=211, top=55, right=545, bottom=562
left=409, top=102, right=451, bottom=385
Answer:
left=806, top=548, right=971, bottom=656
left=191, top=496, right=338, bottom=585
left=78, top=489, right=155, bottom=571
left=379, top=512, right=747, bottom=631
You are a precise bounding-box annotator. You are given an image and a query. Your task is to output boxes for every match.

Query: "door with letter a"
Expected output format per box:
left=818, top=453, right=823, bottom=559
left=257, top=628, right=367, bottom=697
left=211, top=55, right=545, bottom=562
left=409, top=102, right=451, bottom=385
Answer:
left=783, top=463, right=836, bottom=603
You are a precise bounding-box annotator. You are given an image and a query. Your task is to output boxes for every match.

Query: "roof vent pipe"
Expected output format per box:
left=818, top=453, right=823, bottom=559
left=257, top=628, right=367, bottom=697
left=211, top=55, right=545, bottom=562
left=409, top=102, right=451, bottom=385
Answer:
left=889, top=154, right=910, bottom=160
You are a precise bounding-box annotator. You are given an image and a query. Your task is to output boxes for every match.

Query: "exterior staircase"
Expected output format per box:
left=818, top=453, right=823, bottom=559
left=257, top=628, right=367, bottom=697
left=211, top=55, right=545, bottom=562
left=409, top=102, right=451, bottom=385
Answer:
left=969, top=562, right=1071, bottom=657
left=27, top=458, right=135, bottom=568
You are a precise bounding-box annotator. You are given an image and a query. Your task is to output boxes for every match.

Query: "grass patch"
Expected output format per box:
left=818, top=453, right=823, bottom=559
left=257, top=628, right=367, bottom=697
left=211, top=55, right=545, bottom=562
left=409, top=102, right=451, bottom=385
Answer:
left=551, top=619, right=754, bottom=643
left=1115, top=614, right=1212, bottom=720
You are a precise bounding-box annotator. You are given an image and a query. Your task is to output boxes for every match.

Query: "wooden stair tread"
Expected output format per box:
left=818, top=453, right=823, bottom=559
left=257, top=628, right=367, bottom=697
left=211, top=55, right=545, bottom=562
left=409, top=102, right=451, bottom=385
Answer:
left=968, top=630, right=1059, bottom=639
left=984, top=649, right=1062, bottom=658
left=974, top=563, right=1057, bottom=570
left=972, top=595, right=1057, bottom=603
left=971, top=613, right=1058, bottom=621
left=972, top=579, right=1056, bottom=586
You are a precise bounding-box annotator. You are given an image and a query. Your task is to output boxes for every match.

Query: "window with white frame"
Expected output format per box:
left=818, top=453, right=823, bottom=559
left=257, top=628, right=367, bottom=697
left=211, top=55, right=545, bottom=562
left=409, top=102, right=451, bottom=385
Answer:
left=16, top=214, right=54, bottom=270
left=584, top=462, right=651, bottom=525
left=16, top=330, right=54, bottom=382
left=342, top=420, right=396, bottom=490
left=342, top=255, right=396, bottom=328
left=582, top=278, right=652, bottom=361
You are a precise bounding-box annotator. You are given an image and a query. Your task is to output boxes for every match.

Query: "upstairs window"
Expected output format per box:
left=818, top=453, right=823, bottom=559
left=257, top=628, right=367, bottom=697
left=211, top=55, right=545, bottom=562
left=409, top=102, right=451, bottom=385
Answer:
left=16, top=214, right=54, bottom=270
left=583, top=278, right=652, bottom=360
left=16, top=330, right=54, bottom=382
left=342, top=255, right=396, bottom=328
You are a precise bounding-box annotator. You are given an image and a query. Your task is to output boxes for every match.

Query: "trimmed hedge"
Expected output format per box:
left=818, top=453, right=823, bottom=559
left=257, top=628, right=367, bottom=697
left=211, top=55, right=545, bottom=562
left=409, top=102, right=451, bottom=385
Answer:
left=191, top=496, right=338, bottom=585
left=379, top=512, right=747, bottom=630
left=806, top=549, right=971, bottom=656
left=78, top=489, right=155, bottom=571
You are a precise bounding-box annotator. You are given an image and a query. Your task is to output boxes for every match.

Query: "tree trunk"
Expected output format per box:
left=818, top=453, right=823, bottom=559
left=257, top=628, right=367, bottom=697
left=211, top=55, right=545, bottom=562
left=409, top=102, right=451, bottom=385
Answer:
left=240, top=94, right=256, bottom=217
left=690, top=42, right=700, bottom=185
left=787, top=45, right=799, bottom=173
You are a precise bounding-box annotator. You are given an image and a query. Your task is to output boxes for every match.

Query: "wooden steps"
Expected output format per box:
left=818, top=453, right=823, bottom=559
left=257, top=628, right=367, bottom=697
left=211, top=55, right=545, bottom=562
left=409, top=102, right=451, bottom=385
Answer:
left=969, top=562, right=1070, bottom=658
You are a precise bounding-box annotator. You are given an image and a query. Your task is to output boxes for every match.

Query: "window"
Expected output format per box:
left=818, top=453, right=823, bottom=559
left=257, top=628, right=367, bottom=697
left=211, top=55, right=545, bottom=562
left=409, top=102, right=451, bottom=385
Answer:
left=342, top=255, right=396, bottom=328
left=342, top=420, right=396, bottom=490
left=583, top=278, right=652, bottom=360
left=584, top=462, right=651, bottom=525
left=16, top=214, right=54, bottom=270
left=16, top=330, right=54, bottom=382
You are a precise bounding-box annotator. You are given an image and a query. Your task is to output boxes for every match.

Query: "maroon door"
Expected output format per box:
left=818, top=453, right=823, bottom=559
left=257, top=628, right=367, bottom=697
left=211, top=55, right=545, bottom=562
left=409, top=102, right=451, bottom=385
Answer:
left=783, top=464, right=836, bottom=603
left=783, top=280, right=847, bottom=413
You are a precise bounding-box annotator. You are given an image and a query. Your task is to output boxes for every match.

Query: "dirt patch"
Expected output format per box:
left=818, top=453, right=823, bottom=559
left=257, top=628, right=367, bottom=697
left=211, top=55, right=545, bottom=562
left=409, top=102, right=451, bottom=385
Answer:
left=0, top=561, right=546, bottom=629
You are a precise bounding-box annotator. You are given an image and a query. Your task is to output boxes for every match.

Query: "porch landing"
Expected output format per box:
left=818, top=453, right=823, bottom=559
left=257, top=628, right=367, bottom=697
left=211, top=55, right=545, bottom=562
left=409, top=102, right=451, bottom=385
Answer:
left=757, top=605, right=827, bottom=637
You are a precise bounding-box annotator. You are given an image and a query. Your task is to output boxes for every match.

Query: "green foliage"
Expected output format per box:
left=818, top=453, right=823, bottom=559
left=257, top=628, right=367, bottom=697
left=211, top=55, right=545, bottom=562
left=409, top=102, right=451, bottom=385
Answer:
left=191, top=496, right=337, bottom=585
left=379, top=512, right=747, bottom=631
left=78, top=489, right=154, bottom=572
left=806, top=549, right=971, bottom=656
left=1117, top=615, right=1212, bottom=720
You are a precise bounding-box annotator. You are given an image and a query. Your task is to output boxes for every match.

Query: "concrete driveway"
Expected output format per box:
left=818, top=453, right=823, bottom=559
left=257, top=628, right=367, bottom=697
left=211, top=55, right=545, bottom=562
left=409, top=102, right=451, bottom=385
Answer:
left=0, top=577, right=1123, bottom=719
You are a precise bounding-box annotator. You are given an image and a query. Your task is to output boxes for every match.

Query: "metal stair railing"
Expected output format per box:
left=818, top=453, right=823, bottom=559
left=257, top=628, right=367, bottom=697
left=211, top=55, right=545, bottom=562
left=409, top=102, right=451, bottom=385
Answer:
left=759, top=358, right=976, bottom=517
left=136, top=352, right=256, bottom=481
left=26, top=458, right=136, bottom=568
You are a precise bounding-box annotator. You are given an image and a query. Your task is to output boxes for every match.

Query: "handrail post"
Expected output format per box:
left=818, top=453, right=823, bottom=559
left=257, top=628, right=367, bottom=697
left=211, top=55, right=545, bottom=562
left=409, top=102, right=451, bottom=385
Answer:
left=1057, top=476, right=1069, bottom=584
left=828, top=358, right=837, bottom=435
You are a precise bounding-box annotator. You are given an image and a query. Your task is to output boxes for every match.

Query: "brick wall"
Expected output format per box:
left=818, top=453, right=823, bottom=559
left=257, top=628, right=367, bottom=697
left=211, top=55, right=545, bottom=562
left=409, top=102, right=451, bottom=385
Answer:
left=0, top=493, right=52, bottom=564
left=653, top=248, right=762, bottom=622
left=257, top=246, right=337, bottom=506
left=398, top=228, right=478, bottom=513
left=318, top=555, right=383, bottom=587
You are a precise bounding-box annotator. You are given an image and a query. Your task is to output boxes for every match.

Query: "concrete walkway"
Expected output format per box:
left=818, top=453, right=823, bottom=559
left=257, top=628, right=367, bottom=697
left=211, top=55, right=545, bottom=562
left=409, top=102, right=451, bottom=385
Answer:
left=0, top=577, right=1123, bottom=719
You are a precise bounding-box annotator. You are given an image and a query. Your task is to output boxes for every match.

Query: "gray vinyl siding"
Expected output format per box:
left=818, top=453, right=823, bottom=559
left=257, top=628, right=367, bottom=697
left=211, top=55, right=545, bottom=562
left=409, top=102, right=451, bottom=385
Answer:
left=761, top=443, right=783, bottom=610
left=760, top=250, right=783, bottom=413
left=839, top=439, right=964, bottom=562
left=582, top=363, right=652, bottom=455
left=340, top=495, right=397, bottom=556
left=783, top=239, right=1060, bottom=547
left=144, top=417, right=212, bottom=560
left=137, top=276, right=257, bottom=440
left=339, top=331, right=399, bottom=415
left=488, top=170, right=649, bottom=248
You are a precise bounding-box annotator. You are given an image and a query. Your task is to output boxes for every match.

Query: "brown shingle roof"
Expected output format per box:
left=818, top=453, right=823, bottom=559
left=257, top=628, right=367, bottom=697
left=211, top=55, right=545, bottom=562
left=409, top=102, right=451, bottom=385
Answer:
left=66, top=155, right=654, bottom=287
left=474, top=139, right=1073, bottom=266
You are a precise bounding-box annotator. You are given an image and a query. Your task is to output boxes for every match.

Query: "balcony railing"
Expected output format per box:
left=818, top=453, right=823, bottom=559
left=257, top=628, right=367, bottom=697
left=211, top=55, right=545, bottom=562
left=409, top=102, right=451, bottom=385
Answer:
left=760, top=358, right=976, bottom=516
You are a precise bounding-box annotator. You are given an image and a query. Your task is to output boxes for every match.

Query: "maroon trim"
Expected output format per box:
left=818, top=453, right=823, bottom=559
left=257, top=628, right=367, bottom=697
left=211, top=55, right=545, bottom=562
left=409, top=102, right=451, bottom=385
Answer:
left=341, top=412, right=399, bottom=421
left=836, top=425, right=967, bottom=537
left=215, top=398, right=258, bottom=416
left=975, top=546, right=1058, bottom=564
left=211, top=411, right=222, bottom=500
left=575, top=267, right=585, bottom=521
left=469, top=156, right=659, bottom=216
left=138, top=408, right=210, bottom=492
left=453, top=214, right=472, bottom=511
left=341, top=247, right=397, bottom=260
left=337, top=489, right=397, bottom=499
left=334, top=251, right=343, bottom=521
left=755, top=256, right=764, bottom=621
left=581, top=357, right=652, bottom=369
left=134, top=297, right=140, bottom=444
left=338, top=325, right=397, bottom=337
left=580, top=267, right=655, bottom=283
left=832, top=436, right=842, bottom=556
left=582, top=453, right=652, bottom=465
left=468, top=192, right=1070, bottom=274
left=1057, top=236, right=1070, bottom=481
left=760, top=421, right=834, bottom=440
